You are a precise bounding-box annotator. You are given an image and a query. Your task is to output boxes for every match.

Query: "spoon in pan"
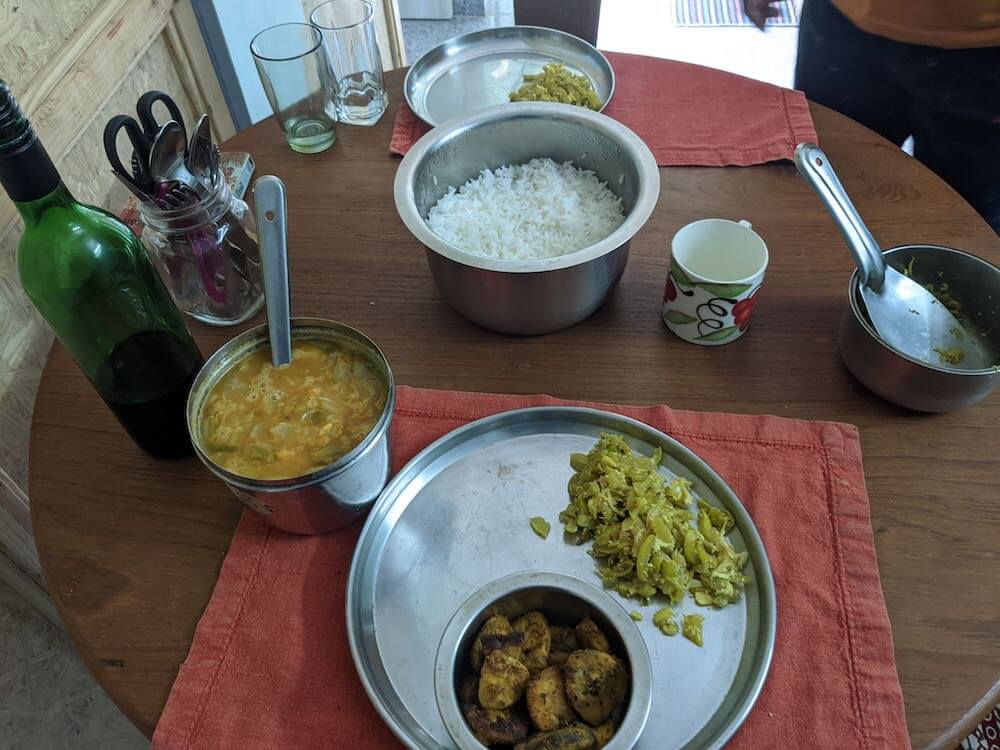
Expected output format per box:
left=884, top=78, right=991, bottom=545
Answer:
left=794, top=143, right=985, bottom=370
left=252, top=175, right=292, bottom=367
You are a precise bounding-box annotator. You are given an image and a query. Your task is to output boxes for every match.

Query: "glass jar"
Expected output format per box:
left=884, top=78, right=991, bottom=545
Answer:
left=140, top=173, right=264, bottom=326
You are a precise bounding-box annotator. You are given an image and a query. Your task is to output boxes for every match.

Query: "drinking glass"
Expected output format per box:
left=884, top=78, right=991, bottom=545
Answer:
left=251, top=22, right=338, bottom=153
left=310, top=0, right=388, bottom=126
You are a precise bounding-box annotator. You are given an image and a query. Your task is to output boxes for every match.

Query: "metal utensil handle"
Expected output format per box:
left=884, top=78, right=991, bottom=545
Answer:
left=794, top=143, right=886, bottom=290
left=252, top=176, right=293, bottom=367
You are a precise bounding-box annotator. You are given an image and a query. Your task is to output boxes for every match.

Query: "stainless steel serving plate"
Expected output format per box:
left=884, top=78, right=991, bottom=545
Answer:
left=404, top=26, right=614, bottom=127
left=347, top=407, right=776, bottom=749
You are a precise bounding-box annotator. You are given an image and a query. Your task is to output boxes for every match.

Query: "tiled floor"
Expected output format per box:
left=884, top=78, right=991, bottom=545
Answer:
left=402, top=0, right=514, bottom=63
left=0, top=578, right=146, bottom=749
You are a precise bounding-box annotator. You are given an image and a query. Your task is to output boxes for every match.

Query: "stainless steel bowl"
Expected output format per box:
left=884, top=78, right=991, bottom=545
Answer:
left=394, top=102, right=660, bottom=335
left=435, top=571, right=653, bottom=749
left=840, top=245, right=1000, bottom=412
left=186, top=317, right=396, bottom=534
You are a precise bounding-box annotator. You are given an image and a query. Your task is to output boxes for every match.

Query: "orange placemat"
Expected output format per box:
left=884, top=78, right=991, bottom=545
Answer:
left=153, top=386, right=909, bottom=749
left=390, top=52, right=819, bottom=167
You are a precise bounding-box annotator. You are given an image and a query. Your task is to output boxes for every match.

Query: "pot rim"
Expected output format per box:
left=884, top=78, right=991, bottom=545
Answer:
left=433, top=570, right=652, bottom=750
left=393, top=101, right=661, bottom=275
left=847, top=244, right=1000, bottom=377
left=185, top=317, right=396, bottom=491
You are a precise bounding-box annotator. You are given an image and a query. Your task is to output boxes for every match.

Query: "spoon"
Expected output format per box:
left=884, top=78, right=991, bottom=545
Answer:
left=149, top=120, right=207, bottom=198
left=187, top=114, right=213, bottom=181
left=252, top=175, right=293, bottom=367
left=794, top=143, right=984, bottom=369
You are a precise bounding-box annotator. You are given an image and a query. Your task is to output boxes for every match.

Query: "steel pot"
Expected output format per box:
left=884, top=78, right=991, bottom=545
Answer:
left=186, top=317, right=396, bottom=534
left=435, top=571, right=653, bottom=749
left=394, top=102, right=660, bottom=335
left=840, top=245, right=1000, bottom=412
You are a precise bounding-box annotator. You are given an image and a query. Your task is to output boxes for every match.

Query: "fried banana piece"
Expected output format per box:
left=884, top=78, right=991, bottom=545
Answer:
left=514, top=724, right=598, bottom=750
left=548, top=625, right=577, bottom=666
left=471, top=615, right=524, bottom=672
left=562, top=650, right=628, bottom=726
left=513, top=611, right=552, bottom=673
left=575, top=618, right=611, bottom=654
left=593, top=720, right=614, bottom=748
left=463, top=703, right=530, bottom=746
left=526, top=665, right=576, bottom=731
left=479, top=650, right=531, bottom=709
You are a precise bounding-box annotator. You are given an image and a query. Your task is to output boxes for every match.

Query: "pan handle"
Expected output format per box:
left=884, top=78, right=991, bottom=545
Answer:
left=794, top=143, right=886, bottom=291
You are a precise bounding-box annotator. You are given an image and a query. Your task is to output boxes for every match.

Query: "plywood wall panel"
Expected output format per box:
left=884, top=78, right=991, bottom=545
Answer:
left=0, top=0, right=106, bottom=92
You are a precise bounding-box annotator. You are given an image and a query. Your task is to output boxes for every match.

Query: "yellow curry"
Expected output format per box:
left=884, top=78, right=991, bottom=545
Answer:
left=200, top=339, right=387, bottom=480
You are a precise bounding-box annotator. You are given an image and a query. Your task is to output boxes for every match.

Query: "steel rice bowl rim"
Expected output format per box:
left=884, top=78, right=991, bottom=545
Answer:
left=185, top=317, right=396, bottom=492
left=393, top=102, right=660, bottom=275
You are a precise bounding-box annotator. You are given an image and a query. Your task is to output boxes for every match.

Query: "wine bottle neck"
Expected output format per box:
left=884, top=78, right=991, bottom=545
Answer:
left=0, top=81, right=62, bottom=203
left=0, top=135, right=62, bottom=204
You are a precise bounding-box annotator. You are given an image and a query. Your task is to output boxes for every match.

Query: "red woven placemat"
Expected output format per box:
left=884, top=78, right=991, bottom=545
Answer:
left=153, top=386, right=908, bottom=749
left=391, top=52, right=818, bottom=166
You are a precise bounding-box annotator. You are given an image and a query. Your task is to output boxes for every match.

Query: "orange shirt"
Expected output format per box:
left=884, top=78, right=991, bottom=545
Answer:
left=830, top=0, right=1000, bottom=48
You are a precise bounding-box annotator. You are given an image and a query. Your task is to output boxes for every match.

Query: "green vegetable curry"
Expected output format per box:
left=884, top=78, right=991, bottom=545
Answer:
left=559, top=433, right=750, bottom=644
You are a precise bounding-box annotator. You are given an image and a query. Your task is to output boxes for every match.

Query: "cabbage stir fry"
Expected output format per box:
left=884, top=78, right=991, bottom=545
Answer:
left=559, top=434, right=749, bottom=624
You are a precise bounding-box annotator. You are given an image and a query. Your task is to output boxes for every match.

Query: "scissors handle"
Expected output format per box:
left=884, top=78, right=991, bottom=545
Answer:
left=103, top=115, right=152, bottom=193
left=136, top=91, right=186, bottom=144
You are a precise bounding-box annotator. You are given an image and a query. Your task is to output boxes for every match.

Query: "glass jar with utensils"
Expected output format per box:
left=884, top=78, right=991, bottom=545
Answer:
left=139, top=172, right=263, bottom=326
left=103, top=91, right=264, bottom=326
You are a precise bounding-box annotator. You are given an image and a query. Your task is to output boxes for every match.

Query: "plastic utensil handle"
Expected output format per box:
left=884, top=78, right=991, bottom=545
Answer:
left=136, top=91, right=187, bottom=145
left=794, top=143, right=886, bottom=291
left=252, top=175, right=293, bottom=367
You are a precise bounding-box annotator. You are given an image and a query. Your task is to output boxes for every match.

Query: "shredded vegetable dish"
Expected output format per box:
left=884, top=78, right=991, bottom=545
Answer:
left=559, top=433, right=749, bottom=642
left=509, top=63, right=602, bottom=110
left=200, top=340, right=387, bottom=480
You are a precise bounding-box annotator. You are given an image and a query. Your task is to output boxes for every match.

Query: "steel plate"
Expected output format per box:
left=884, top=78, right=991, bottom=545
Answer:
left=347, top=407, right=776, bottom=749
left=403, top=26, right=615, bottom=127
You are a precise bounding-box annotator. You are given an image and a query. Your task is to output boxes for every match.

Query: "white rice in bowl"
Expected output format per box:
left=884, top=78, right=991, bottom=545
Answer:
left=426, top=157, right=625, bottom=261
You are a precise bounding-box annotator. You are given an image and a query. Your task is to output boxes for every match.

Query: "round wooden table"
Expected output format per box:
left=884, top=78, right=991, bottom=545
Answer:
left=30, top=69, right=1000, bottom=748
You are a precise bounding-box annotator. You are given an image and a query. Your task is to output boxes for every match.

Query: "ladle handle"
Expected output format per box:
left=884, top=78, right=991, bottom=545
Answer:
left=794, top=143, right=886, bottom=290
left=252, top=175, right=293, bottom=367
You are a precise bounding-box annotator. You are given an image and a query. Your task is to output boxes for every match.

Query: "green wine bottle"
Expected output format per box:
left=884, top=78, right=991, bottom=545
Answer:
left=0, top=81, right=204, bottom=458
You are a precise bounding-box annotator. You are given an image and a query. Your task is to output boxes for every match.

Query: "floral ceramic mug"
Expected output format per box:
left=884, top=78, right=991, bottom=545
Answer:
left=662, top=219, right=768, bottom=346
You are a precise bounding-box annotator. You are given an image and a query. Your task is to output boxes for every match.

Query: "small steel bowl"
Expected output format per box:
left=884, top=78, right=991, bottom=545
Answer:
left=394, top=102, right=660, bottom=335
left=186, top=317, right=396, bottom=534
left=840, top=245, right=1000, bottom=412
left=435, top=571, right=652, bottom=750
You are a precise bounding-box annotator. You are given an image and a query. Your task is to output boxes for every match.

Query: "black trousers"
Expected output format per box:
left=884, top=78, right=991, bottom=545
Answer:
left=795, top=0, right=1000, bottom=234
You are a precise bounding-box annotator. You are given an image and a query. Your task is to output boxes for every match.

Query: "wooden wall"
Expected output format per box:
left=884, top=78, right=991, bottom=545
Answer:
left=0, top=0, right=235, bottom=591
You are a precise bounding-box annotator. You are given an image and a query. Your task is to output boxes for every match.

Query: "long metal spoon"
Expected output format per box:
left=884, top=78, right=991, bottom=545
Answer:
left=794, top=143, right=983, bottom=369
left=252, top=175, right=292, bottom=367
left=149, top=120, right=207, bottom=197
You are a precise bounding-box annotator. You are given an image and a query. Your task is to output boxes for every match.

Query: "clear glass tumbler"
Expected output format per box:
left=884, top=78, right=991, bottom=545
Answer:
left=310, top=0, right=388, bottom=126
left=251, top=22, right=338, bottom=153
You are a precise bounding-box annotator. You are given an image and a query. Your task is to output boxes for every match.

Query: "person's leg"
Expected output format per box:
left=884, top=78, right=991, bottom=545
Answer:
left=895, top=45, right=1000, bottom=234
left=794, top=0, right=912, bottom=146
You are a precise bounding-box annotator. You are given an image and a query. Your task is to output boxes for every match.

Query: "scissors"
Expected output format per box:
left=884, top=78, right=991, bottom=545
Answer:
left=103, top=91, right=187, bottom=198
